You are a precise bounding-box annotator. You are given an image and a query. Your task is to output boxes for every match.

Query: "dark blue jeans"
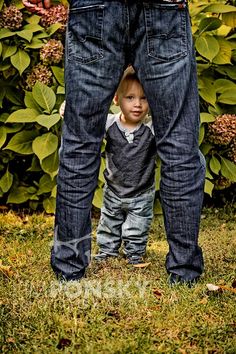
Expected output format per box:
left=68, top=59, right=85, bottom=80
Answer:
left=51, top=0, right=206, bottom=281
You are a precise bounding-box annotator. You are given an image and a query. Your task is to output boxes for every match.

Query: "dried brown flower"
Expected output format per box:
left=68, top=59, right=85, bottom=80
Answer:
left=227, top=138, right=236, bottom=164
left=0, top=5, right=23, bottom=30
left=214, top=176, right=232, bottom=190
left=208, top=114, right=236, bottom=145
left=25, top=64, right=52, bottom=90
left=40, top=4, right=68, bottom=33
left=40, top=39, right=64, bottom=65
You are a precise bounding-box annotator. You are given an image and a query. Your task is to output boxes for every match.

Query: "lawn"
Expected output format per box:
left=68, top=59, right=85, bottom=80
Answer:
left=0, top=207, right=236, bottom=353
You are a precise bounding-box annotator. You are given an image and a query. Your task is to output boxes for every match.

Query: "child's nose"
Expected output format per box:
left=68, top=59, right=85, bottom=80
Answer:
left=134, top=99, right=141, bottom=106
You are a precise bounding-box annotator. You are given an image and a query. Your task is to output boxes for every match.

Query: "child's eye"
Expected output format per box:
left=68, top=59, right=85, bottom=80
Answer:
left=141, top=96, right=147, bottom=100
left=126, top=96, right=134, bottom=100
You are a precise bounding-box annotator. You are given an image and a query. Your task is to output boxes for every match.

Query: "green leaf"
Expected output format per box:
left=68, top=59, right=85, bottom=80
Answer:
left=47, top=23, right=62, bottom=36
left=10, top=49, right=31, bottom=75
left=216, top=24, right=232, bottom=37
left=221, top=157, right=236, bottom=182
left=200, top=113, right=215, bottom=123
left=32, top=132, right=58, bottom=161
left=212, top=38, right=232, bottom=65
left=205, top=165, right=213, bottom=180
left=110, top=104, right=120, bottom=114
left=5, top=124, right=22, bottom=134
left=51, top=66, right=65, bottom=86
left=7, top=186, right=31, bottom=204
left=16, top=30, right=33, bottom=42
left=92, top=186, right=103, bottom=209
left=218, top=88, right=236, bottom=105
left=40, top=150, right=59, bottom=178
left=204, top=179, right=214, bottom=197
left=5, top=87, right=23, bottom=106
left=33, top=32, right=49, bottom=40
left=37, top=174, right=55, bottom=195
left=24, top=91, right=43, bottom=111
left=153, top=198, right=162, bottom=215
left=200, top=143, right=214, bottom=156
left=36, top=113, right=61, bottom=130
left=57, top=86, right=65, bottom=95
left=0, top=28, right=15, bottom=39
left=198, top=77, right=217, bottom=106
left=0, top=113, right=9, bottom=123
left=4, top=130, right=38, bottom=155
left=2, top=45, right=17, bottom=60
left=25, top=39, right=44, bottom=49
left=23, top=24, right=44, bottom=32
left=43, top=196, right=56, bottom=214
left=210, top=156, right=221, bottom=175
left=32, top=82, right=56, bottom=113
left=195, top=35, right=220, bottom=61
left=222, top=12, right=236, bottom=28
left=6, top=109, right=39, bottom=123
left=203, top=4, right=236, bottom=13
left=0, top=86, right=5, bottom=108
left=0, top=42, right=2, bottom=56
left=51, top=185, right=57, bottom=198
left=216, top=65, right=236, bottom=80
left=27, top=156, right=42, bottom=172
left=98, top=157, right=106, bottom=184
left=199, top=124, right=205, bottom=145
left=0, top=63, right=11, bottom=71
left=26, top=15, right=41, bottom=25
left=198, top=17, right=222, bottom=34
left=0, top=169, right=13, bottom=193
left=0, top=126, right=7, bottom=149
left=214, top=79, right=236, bottom=93
left=0, top=0, right=3, bottom=11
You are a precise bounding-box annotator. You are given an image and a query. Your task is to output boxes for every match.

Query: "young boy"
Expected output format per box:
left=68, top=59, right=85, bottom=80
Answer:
left=95, top=67, right=156, bottom=265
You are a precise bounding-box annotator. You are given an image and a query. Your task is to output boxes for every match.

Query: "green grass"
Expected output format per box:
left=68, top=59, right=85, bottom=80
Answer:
left=0, top=208, right=236, bottom=353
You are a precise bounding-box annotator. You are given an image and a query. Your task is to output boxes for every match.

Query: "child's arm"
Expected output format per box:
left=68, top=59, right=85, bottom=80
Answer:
left=59, top=101, right=66, bottom=118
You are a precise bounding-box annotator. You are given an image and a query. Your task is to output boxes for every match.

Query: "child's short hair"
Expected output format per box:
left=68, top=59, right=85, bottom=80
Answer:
left=116, top=66, right=140, bottom=96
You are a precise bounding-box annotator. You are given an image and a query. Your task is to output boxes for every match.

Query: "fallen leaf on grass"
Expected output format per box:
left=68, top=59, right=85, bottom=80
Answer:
left=206, top=283, right=236, bottom=294
left=0, top=260, right=14, bottom=278
left=133, top=262, right=151, bottom=268
left=153, top=289, right=163, bottom=299
left=145, top=306, right=161, bottom=311
left=57, top=338, right=72, bottom=349
left=199, top=297, right=208, bottom=305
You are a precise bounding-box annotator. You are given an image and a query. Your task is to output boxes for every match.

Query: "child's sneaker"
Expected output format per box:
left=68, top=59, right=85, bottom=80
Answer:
left=127, top=255, right=143, bottom=265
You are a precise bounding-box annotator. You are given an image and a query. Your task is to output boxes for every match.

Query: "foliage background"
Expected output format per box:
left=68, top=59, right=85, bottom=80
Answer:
left=0, top=0, right=235, bottom=213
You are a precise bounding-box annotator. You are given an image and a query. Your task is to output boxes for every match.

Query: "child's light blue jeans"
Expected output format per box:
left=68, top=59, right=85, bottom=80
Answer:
left=96, top=185, right=155, bottom=258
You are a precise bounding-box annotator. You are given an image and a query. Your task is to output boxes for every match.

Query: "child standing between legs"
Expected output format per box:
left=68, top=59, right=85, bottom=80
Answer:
left=95, top=67, right=156, bottom=265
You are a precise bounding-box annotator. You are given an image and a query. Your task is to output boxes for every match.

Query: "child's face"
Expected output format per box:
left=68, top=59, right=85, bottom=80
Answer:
left=115, top=80, right=149, bottom=126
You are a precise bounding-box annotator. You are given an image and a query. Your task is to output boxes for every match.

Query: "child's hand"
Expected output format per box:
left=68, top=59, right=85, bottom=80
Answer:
left=22, top=0, right=51, bottom=14
left=59, top=101, right=66, bottom=118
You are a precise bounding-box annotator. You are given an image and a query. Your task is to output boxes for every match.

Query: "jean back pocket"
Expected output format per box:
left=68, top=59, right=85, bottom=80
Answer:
left=68, top=4, right=104, bottom=64
left=144, top=3, right=188, bottom=62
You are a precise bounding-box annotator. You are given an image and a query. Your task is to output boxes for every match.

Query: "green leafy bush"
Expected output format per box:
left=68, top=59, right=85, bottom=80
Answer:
left=0, top=0, right=235, bottom=213
left=190, top=0, right=236, bottom=198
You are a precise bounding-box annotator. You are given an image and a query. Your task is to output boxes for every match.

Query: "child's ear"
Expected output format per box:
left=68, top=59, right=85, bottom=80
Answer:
left=113, top=94, right=119, bottom=106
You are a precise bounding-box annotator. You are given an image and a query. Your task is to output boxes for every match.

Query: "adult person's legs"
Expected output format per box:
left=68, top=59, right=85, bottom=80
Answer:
left=51, top=0, right=205, bottom=283
left=133, top=0, right=205, bottom=282
left=51, top=0, right=128, bottom=280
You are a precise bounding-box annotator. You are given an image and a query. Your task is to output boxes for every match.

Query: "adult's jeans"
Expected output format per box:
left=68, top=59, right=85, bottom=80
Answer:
left=51, top=0, right=206, bottom=281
